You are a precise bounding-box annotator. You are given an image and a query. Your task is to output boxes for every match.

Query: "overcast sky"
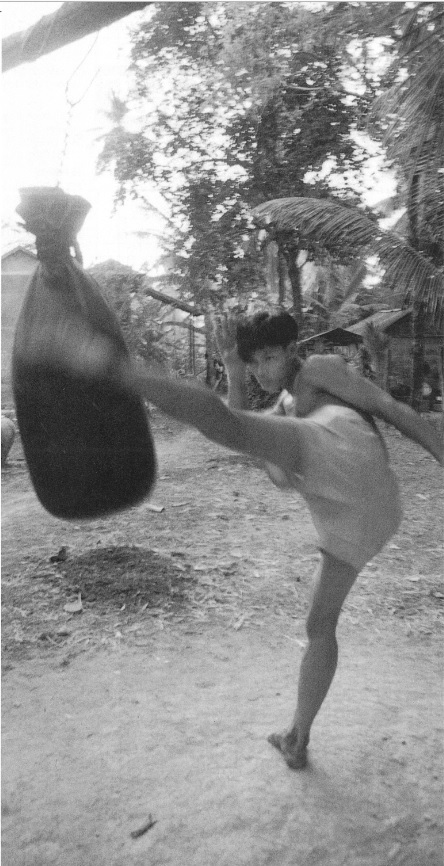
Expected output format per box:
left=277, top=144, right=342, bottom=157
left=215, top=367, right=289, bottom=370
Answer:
left=2, top=1, right=162, bottom=269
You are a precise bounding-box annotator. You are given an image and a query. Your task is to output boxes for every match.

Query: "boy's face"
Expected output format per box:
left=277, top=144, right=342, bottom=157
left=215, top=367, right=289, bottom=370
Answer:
left=247, top=343, right=297, bottom=393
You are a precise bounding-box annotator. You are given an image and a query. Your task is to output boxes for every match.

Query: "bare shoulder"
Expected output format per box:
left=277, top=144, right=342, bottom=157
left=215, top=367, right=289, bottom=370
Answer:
left=302, top=353, right=386, bottom=414
left=304, top=353, right=345, bottom=371
left=302, top=354, right=348, bottom=389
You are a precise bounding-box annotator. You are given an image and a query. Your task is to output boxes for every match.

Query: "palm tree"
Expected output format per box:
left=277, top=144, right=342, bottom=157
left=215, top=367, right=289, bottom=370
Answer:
left=253, top=196, right=443, bottom=317
left=362, top=322, right=390, bottom=390
left=254, top=4, right=444, bottom=410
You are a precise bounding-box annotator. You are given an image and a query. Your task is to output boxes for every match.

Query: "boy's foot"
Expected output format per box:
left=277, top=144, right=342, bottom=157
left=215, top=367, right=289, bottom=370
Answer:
left=267, top=731, right=309, bottom=770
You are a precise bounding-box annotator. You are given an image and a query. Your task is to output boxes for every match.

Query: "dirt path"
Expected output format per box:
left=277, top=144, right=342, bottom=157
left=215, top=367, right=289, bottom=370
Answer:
left=2, top=417, right=443, bottom=865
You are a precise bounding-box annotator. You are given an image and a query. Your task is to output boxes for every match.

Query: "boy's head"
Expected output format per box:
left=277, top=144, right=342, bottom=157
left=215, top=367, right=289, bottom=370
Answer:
left=236, top=311, right=299, bottom=393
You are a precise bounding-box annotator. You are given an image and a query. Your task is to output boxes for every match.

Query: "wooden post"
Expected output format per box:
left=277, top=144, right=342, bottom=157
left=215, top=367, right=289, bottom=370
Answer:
left=411, top=302, right=426, bottom=412
left=439, top=346, right=444, bottom=432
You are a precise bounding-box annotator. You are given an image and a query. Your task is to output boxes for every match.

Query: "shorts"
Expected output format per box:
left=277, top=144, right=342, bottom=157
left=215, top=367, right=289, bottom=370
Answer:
left=268, top=405, right=403, bottom=571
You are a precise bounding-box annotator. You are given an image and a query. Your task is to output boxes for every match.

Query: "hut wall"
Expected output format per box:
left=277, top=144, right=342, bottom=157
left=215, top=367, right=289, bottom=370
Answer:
left=2, top=251, right=37, bottom=406
left=388, top=336, right=443, bottom=388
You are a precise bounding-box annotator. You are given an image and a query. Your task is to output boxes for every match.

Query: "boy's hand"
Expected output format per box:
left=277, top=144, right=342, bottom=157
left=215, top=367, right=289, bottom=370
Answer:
left=211, top=312, right=245, bottom=375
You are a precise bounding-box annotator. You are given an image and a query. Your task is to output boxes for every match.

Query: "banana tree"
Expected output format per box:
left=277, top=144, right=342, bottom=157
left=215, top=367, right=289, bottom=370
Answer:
left=253, top=194, right=444, bottom=407
left=375, top=6, right=443, bottom=409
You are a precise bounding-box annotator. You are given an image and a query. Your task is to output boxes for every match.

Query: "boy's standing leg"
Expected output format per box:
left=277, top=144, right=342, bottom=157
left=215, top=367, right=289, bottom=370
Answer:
left=269, top=551, right=358, bottom=768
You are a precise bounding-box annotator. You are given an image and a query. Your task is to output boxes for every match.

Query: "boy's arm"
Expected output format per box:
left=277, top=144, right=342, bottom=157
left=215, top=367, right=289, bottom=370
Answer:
left=211, top=312, right=249, bottom=409
left=225, top=361, right=250, bottom=410
left=304, top=355, right=443, bottom=464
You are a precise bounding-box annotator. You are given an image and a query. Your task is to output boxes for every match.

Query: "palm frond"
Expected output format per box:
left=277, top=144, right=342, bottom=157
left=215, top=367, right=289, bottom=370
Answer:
left=397, top=4, right=444, bottom=56
left=254, top=197, right=377, bottom=252
left=377, top=237, right=444, bottom=320
left=370, top=16, right=444, bottom=202
left=378, top=77, right=444, bottom=144
left=253, top=197, right=444, bottom=324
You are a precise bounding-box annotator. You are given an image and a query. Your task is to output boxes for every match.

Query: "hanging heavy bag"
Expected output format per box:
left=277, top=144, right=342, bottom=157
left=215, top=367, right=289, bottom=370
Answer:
left=12, top=186, right=156, bottom=519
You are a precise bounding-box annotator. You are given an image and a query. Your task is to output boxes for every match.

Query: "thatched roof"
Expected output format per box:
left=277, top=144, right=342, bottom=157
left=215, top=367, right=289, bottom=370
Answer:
left=347, top=309, right=411, bottom=335
left=298, top=327, right=362, bottom=348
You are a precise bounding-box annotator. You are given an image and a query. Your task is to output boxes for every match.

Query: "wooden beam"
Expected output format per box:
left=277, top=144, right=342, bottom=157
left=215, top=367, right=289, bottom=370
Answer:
left=163, top=319, right=207, bottom=335
left=143, top=284, right=202, bottom=316
left=2, top=2, right=149, bottom=72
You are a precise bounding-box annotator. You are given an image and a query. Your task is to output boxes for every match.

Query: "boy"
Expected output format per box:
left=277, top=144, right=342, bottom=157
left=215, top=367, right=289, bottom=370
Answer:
left=210, top=311, right=442, bottom=768
left=26, top=310, right=443, bottom=769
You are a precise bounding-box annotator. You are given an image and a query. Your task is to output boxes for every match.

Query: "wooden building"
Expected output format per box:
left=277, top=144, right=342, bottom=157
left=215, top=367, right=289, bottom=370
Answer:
left=348, top=309, right=443, bottom=402
left=298, top=326, right=362, bottom=356
left=1, top=246, right=37, bottom=406
left=348, top=309, right=443, bottom=374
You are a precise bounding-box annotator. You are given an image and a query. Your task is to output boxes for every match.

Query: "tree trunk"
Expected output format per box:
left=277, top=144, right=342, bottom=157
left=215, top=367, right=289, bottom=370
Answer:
left=384, top=345, right=391, bottom=393
left=287, top=253, right=303, bottom=323
left=278, top=249, right=287, bottom=306
left=408, top=171, right=425, bottom=412
left=280, top=248, right=302, bottom=324
left=375, top=346, right=390, bottom=391
left=438, top=346, right=444, bottom=432
left=411, top=301, right=425, bottom=412
left=188, top=318, right=196, bottom=375
left=204, top=311, right=216, bottom=387
left=276, top=233, right=303, bottom=323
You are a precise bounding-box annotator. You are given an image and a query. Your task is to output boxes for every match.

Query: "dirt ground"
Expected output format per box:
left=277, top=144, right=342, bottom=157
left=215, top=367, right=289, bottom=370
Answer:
left=2, top=411, right=443, bottom=866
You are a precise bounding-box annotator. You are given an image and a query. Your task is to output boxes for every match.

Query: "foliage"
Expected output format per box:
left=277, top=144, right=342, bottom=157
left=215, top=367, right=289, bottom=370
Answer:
left=371, top=3, right=444, bottom=263
left=252, top=3, right=444, bottom=408
left=87, top=260, right=168, bottom=365
left=98, top=2, right=369, bottom=312
left=253, top=196, right=444, bottom=323
left=96, top=0, right=443, bottom=411
left=88, top=259, right=208, bottom=375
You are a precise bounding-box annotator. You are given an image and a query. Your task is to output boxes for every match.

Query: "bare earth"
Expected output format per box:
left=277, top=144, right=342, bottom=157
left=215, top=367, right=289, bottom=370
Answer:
left=2, top=413, right=443, bottom=866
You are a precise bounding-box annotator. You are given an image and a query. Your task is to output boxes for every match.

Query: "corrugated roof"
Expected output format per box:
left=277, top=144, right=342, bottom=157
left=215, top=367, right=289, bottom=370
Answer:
left=347, top=309, right=411, bottom=335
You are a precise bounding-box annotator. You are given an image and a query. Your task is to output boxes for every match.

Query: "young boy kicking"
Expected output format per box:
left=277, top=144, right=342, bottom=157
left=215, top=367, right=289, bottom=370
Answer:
left=27, top=310, right=443, bottom=769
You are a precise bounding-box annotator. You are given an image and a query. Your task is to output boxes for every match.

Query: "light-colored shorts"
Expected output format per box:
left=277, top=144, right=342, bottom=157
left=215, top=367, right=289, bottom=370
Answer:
left=266, top=405, right=402, bottom=571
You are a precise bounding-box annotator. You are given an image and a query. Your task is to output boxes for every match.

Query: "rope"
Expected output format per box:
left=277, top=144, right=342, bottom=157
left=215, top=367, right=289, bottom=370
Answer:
left=64, top=30, right=100, bottom=95
left=57, top=32, right=101, bottom=186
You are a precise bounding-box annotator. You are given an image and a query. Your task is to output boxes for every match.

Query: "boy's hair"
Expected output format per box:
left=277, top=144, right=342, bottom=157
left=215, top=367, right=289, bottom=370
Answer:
left=236, top=312, right=299, bottom=363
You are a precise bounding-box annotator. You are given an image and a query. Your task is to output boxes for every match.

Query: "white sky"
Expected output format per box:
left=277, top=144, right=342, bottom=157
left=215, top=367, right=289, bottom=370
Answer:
left=2, top=1, right=162, bottom=269
left=2, top=2, right=396, bottom=271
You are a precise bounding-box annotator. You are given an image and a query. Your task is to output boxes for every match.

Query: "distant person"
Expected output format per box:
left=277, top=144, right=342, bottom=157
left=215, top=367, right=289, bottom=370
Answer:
left=213, top=358, right=225, bottom=391
left=421, top=362, right=435, bottom=411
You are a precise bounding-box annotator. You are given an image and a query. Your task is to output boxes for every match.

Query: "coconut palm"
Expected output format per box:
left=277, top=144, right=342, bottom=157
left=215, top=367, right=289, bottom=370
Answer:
left=253, top=4, right=444, bottom=409
left=376, top=3, right=444, bottom=408
left=253, top=196, right=444, bottom=320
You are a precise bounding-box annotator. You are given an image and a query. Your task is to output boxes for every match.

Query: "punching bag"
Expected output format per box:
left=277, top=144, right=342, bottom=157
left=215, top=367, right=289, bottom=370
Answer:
left=12, top=186, right=156, bottom=519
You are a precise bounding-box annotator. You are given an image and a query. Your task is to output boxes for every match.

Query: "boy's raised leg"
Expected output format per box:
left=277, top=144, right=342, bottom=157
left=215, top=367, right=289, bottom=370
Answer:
left=269, top=551, right=358, bottom=768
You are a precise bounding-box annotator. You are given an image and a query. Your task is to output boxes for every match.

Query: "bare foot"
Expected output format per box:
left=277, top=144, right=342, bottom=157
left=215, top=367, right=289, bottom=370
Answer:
left=267, top=731, right=309, bottom=770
